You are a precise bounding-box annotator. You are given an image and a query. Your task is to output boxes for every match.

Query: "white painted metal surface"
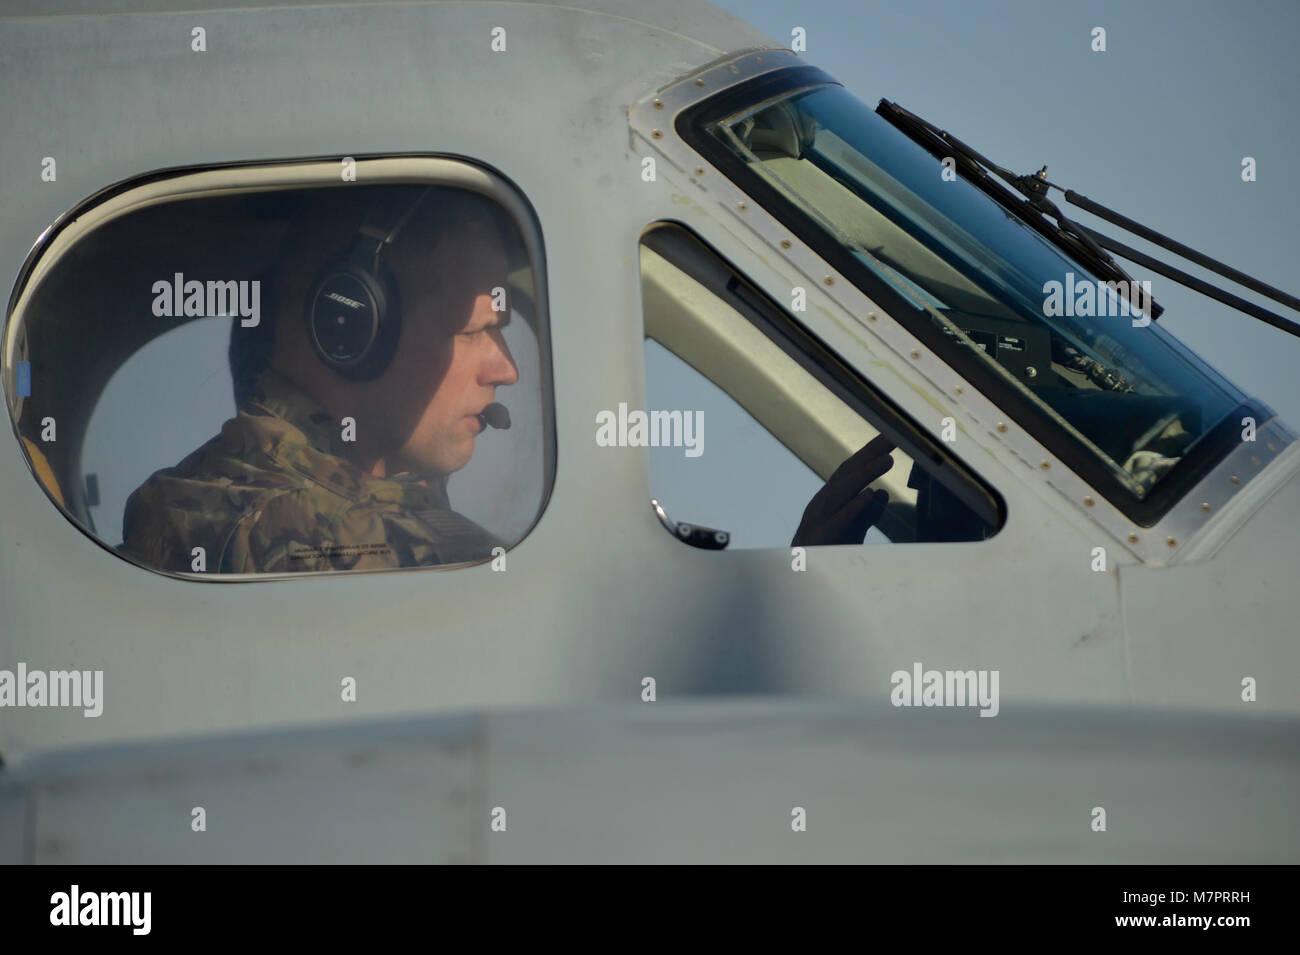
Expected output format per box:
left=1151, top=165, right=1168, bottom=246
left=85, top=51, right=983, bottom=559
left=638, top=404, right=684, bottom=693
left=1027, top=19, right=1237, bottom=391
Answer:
left=3, top=701, right=1296, bottom=863
left=0, top=0, right=1296, bottom=862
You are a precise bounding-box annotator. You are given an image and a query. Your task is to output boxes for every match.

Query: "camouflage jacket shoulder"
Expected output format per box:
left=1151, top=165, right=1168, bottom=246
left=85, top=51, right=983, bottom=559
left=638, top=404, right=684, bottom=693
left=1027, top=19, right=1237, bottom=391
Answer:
left=120, top=370, right=504, bottom=573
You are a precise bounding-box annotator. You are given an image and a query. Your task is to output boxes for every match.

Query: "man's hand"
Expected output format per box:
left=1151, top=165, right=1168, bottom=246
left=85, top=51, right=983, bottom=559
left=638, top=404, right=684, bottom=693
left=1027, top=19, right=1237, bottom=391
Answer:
left=792, top=435, right=896, bottom=546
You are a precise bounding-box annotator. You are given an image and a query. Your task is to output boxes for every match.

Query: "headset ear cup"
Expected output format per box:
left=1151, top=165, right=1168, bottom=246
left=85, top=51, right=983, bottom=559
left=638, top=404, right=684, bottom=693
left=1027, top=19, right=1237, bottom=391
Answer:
left=305, top=259, right=401, bottom=380
left=305, top=187, right=428, bottom=380
left=357, top=264, right=402, bottom=379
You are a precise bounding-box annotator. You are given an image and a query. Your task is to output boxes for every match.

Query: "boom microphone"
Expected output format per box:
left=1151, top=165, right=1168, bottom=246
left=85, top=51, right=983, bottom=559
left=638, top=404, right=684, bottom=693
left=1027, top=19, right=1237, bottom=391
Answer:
left=478, top=402, right=511, bottom=430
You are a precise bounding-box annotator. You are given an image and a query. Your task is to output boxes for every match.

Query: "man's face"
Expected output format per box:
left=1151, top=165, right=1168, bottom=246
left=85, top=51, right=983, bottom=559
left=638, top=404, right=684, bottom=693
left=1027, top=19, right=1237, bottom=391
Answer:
left=381, top=227, right=518, bottom=476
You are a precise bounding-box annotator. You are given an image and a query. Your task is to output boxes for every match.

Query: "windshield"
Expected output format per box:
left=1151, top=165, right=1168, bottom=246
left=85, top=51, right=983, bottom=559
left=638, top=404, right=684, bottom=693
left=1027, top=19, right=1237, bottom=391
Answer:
left=701, top=81, right=1250, bottom=501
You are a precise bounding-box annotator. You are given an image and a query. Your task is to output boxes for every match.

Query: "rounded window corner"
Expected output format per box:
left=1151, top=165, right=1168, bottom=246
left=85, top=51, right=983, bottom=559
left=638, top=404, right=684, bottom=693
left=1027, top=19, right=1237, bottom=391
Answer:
left=4, top=158, right=556, bottom=579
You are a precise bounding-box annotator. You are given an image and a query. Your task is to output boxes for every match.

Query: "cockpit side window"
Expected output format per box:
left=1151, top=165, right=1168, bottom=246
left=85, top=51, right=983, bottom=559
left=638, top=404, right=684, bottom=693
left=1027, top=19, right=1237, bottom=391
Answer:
left=640, top=221, right=1003, bottom=548
left=3, top=164, right=554, bottom=578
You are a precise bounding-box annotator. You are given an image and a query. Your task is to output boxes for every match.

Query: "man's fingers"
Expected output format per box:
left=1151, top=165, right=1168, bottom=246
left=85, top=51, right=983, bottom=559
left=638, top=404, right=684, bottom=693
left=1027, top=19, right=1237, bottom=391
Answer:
left=792, top=486, right=890, bottom=547
left=841, top=487, right=889, bottom=543
left=830, top=434, right=896, bottom=482
left=819, top=445, right=895, bottom=515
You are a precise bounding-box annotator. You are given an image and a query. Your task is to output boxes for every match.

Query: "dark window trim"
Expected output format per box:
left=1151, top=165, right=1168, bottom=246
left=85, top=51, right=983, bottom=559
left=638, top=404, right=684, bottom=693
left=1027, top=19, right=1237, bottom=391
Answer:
left=642, top=221, right=1006, bottom=542
left=3, top=155, right=556, bottom=581
left=675, top=66, right=1269, bottom=527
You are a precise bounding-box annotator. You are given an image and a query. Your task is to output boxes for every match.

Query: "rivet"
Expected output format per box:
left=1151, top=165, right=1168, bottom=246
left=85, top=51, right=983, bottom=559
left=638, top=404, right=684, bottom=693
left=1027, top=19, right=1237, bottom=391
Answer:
left=1230, top=475, right=1240, bottom=485
left=1166, top=537, right=1177, bottom=548
left=955, top=386, right=964, bottom=395
left=996, top=422, right=1007, bottom=433
left=1250, top=456, right=1261, bottom=467
left=1084, top=496, right=1094, bottom=507
left=694, top=166, right=705, bottom=176
left=910, top=350, right=921, bottom=360
left=695, top=78, right=705, bottom=87
left=824, top=276, right=834, bottom=286
left=755, top=56, right=763, bottom=63
left=1267, top=442, right=1276, bottom=452
left=1040, top=460, right=1050, bottom=470
left=653, top=98, right=664, bottom=110
left=780, top=239, right=791, bottom=249
left=1200, top=502, right=1211, bottom=512
left=867, top=312, right=877, bottom=322
left=651, top=129, right=662, bottom=139
left=1128, top=533, right=1139, bottom=544
left=737, top=201, right=747, bottom=211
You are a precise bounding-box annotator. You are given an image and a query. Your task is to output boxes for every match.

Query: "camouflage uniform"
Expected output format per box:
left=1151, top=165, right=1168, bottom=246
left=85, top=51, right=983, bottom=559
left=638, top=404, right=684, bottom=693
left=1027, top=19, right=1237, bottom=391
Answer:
left=120, top=369, right=503, bottom=573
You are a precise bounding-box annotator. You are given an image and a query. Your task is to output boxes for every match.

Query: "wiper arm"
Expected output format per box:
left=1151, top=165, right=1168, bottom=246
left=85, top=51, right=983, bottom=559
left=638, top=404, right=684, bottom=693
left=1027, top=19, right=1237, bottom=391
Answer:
left=1061, top=192, right=1300, bottom=339
left=1062, top=189, right=1300, bottom=312
left=877, top=99, right=1300, bottom=339
left=876, top=99, right=1153, bottom=315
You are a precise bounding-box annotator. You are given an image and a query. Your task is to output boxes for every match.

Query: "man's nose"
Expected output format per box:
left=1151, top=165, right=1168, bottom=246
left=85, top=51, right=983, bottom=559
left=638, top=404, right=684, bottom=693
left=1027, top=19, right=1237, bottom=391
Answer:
left=482, top=329, right=519, bottom=386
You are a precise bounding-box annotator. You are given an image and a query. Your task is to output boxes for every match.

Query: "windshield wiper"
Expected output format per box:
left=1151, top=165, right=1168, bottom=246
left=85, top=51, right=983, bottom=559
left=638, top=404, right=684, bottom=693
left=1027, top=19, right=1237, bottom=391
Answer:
left=877, top=99, right=1300, bottom=339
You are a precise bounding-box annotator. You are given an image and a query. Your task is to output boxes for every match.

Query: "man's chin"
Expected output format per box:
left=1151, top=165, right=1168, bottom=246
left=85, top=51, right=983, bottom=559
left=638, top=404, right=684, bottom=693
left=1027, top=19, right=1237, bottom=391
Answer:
left=392, top=444, right=473, bottom=478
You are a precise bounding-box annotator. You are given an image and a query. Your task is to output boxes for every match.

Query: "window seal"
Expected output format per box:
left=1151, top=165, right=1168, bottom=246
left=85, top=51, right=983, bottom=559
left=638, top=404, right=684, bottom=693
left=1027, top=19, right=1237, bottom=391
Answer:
left=674, top=66, right=1272, bottom=527
left=2, top=155, right=555, bottom=581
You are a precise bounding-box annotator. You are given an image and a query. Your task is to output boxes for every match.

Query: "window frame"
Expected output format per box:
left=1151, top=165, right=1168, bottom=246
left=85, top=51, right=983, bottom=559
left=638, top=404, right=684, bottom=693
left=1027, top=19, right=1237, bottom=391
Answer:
left=2, top=155, right=556, bottom=581
left=673, top=63, right=1273, bottom=528
left=639, top=220, right=1006, bottom=545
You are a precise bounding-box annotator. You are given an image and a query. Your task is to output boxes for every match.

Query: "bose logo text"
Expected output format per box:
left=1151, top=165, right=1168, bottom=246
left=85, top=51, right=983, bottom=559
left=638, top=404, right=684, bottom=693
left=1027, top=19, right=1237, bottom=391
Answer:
left=325, top=291, right=365, bottom=309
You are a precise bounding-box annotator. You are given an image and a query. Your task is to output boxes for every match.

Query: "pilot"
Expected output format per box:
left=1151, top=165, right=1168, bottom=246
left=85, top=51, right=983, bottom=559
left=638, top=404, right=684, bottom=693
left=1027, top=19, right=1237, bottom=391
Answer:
left=120, top=186, right=520, bottom=573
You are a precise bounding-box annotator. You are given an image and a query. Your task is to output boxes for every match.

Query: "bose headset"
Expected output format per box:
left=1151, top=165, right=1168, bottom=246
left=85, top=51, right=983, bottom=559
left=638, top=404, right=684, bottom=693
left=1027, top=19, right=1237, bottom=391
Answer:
left=304, top=187, right=431, bottom=381
left=303, top=186, right=512, bottom=431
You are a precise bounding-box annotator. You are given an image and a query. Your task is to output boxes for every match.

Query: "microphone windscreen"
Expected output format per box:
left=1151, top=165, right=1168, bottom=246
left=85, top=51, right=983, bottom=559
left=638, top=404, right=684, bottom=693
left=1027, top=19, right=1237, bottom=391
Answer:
left=481, top=402, right=511, bottom=430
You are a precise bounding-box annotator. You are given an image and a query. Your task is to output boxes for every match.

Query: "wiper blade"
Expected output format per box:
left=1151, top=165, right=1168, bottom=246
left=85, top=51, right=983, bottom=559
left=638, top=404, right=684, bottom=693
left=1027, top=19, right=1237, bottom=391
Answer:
left=876, top=99, right=1155, bottom=316
left=877, top=99, right=1300, bottom=338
